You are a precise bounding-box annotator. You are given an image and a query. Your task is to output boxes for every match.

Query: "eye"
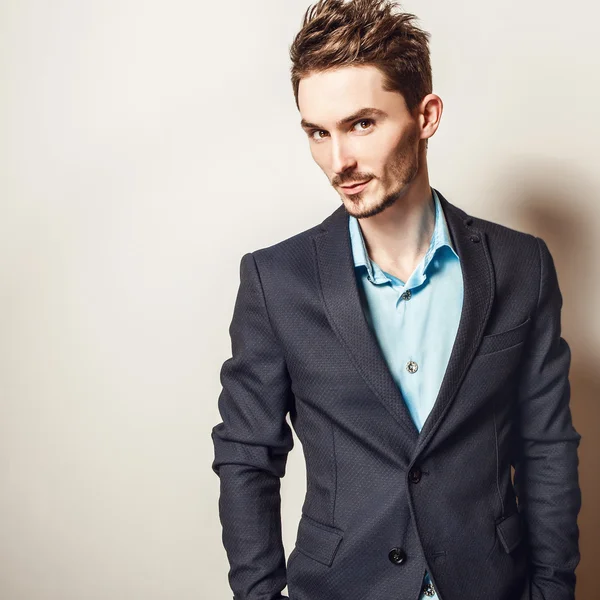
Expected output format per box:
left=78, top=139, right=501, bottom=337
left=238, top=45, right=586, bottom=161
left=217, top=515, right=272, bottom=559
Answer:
left=308, top=118, right=374, bottom=142
left=353, top=118, right=374, bottom=132
left=310, top=129, right=329, bottom=141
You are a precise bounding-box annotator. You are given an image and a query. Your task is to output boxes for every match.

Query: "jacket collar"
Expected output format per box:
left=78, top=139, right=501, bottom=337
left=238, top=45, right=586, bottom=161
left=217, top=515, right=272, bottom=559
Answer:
left=312, top=189, right=495, bottom=458
left=348, top=187, right=459, bottom=286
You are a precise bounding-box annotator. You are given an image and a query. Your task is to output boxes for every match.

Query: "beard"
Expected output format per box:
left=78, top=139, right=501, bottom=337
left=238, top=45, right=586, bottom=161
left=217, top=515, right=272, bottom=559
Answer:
left=342, top=125, right=421, bottom=219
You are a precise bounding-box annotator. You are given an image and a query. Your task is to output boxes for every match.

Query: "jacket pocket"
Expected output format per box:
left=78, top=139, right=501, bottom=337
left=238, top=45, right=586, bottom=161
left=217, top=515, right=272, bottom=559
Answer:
left=495, top=511, right=523, bottom=554
left=295, top=514, right=344, bottom=567
left=478, top=317, right=531, bottom=356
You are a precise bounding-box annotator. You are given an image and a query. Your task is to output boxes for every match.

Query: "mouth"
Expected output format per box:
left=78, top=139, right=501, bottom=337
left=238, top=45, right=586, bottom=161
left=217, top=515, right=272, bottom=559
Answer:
left=340, top=179, right=371, bottom=195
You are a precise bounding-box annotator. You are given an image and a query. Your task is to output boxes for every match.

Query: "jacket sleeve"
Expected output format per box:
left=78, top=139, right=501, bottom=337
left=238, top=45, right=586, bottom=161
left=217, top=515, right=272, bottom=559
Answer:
left=212, top=251, right=294, bottom=600
left=513, top=237, right=582, bottom=600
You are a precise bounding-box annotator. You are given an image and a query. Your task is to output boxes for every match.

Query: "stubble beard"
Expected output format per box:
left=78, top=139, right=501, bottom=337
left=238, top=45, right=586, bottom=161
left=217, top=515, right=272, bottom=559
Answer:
left=344, top=127, right=421, bottom=219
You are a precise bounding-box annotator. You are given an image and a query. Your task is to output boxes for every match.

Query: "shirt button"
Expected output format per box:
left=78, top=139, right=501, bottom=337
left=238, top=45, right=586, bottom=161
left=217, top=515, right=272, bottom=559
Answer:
left=388, top=547, right=406, bottom=565
left=401, top=289, right=412, bottom=300
left=406, top=360, right=418, bottom=374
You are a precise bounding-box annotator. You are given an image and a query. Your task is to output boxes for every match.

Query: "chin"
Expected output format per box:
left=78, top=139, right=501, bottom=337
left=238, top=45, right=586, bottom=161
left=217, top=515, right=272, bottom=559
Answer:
left=343, top=192, right=393, bottom=219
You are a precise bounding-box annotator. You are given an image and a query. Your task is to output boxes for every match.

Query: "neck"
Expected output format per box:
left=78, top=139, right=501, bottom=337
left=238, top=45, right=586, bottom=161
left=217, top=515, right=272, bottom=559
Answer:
left=356, top=176, right=435, bottom=279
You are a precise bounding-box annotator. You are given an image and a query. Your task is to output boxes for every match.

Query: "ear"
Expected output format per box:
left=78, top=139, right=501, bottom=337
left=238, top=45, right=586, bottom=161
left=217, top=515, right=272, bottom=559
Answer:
left=418, top=94, right=443, bottom=141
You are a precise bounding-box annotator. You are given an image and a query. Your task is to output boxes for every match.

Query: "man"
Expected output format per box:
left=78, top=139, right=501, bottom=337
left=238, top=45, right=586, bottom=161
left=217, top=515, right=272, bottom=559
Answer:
left=211, top=1, right=582, bottom=599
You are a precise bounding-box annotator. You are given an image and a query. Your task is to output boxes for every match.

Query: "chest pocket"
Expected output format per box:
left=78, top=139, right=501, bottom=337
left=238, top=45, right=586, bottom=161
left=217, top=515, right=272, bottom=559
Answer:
left=478, top=316, right=531, bottom=356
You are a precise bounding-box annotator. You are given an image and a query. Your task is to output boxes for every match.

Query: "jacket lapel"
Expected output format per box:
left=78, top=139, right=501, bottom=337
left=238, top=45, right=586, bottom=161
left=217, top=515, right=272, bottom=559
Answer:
left=414, top=191, right=495, bottom=456
left=312, top=189, right=495, bottom=456
left=313, top=201, right=420, bottom=447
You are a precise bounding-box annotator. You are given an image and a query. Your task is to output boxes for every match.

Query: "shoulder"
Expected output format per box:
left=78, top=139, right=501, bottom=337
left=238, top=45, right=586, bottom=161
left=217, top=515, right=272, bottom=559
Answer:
left=439, top=191, right=542, bottom=271
left=436, top=191, right=554, bottom=305
left=471, top=213, right=538, bottom=253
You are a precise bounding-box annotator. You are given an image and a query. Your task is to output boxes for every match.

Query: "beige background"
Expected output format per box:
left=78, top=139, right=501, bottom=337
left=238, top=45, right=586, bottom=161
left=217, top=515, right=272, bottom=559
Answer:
left=1, top=1, right=598, bottom=598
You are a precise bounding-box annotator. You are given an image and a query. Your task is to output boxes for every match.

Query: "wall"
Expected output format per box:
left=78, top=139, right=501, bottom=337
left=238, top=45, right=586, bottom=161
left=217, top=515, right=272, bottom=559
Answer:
left=1, top=1, right=597, bottom=598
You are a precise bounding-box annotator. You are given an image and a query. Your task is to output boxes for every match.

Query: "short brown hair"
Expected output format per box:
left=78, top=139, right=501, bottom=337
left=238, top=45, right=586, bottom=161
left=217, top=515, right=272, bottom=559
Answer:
left=289, top=0, right=432, bottom=113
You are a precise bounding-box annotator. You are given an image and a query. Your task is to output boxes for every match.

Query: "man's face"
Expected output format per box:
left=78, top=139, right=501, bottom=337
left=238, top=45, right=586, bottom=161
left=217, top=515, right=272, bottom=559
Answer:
left=298, top=65, right=423, bottom=219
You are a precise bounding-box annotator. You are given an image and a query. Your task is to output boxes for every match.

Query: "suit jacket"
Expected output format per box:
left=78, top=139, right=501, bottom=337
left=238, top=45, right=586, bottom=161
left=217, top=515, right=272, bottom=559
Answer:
left=212, top=190, right=582, bottom=600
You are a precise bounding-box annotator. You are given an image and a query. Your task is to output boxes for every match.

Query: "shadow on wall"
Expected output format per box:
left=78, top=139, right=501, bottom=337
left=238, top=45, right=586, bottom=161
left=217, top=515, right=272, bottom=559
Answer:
left=506, top=171, right=600, bottom=600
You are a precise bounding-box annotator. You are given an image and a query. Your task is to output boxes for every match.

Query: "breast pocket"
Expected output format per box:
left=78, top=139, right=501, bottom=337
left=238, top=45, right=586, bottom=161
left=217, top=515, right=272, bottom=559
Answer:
left=478, top=317, right=531, bottom=356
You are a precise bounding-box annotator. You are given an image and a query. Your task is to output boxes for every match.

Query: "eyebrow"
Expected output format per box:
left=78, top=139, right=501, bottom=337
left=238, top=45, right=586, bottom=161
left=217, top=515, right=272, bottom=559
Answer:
left=300, top=107, right=388, bottom=131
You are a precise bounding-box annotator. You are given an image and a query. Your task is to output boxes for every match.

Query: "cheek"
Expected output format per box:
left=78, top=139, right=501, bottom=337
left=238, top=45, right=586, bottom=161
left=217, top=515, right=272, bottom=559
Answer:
left=385, top=123, right=417, bottom=153
left=373, top=148, right=399, bottom=178
left=369, top=131, right=400, bottom=162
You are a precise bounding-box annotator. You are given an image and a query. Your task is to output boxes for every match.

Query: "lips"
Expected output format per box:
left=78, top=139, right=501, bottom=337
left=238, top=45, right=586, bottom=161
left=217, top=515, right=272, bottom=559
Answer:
left=339, top=179, right=372, bottom=195
left=341, top=180, right=369, bottom=189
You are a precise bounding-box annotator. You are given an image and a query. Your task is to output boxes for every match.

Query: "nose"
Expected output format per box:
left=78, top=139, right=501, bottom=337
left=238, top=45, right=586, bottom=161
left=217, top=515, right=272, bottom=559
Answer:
left=330, top=137, right=357, bottom=175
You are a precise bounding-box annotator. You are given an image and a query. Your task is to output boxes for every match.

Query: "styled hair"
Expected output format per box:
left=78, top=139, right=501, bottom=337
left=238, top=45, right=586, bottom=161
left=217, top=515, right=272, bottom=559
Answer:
left=289, top=0, right=432, bottom=113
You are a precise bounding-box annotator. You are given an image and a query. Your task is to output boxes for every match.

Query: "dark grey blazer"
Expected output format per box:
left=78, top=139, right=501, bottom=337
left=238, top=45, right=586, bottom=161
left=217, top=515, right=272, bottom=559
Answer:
left=212, top=190, right=581, bottom=600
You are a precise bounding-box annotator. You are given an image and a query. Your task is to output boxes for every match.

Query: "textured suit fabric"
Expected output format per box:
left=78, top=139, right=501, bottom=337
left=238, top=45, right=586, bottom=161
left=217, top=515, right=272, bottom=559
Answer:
left=211, top=189, right=582, bottom=600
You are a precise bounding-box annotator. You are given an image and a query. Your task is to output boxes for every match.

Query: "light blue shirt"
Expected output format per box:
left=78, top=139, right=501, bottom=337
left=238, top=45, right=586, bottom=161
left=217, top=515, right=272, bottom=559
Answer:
left=348, top=188, right=464, bottom=600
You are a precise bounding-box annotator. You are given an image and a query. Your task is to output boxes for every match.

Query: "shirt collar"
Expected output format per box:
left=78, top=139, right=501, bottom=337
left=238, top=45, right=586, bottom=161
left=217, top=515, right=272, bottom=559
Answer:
left=348, top=188, right=459, bottom=285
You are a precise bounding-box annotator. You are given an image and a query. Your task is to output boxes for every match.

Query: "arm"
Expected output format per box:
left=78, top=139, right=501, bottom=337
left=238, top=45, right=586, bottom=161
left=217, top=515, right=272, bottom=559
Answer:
left=513, top=237, right=582, bottom=600
left=212, top=252, right=294, bottom=600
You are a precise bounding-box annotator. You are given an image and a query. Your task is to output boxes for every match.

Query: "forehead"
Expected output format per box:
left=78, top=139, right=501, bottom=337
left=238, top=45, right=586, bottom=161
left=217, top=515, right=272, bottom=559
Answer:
left=298, top=65, right=404, bottom=124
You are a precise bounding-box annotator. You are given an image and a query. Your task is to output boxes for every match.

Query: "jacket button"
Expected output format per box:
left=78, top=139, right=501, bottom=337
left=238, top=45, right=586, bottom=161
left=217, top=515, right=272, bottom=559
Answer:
left=388, top=548, right=406, bottom=564
left=408, top=466, right=422, bottom=483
